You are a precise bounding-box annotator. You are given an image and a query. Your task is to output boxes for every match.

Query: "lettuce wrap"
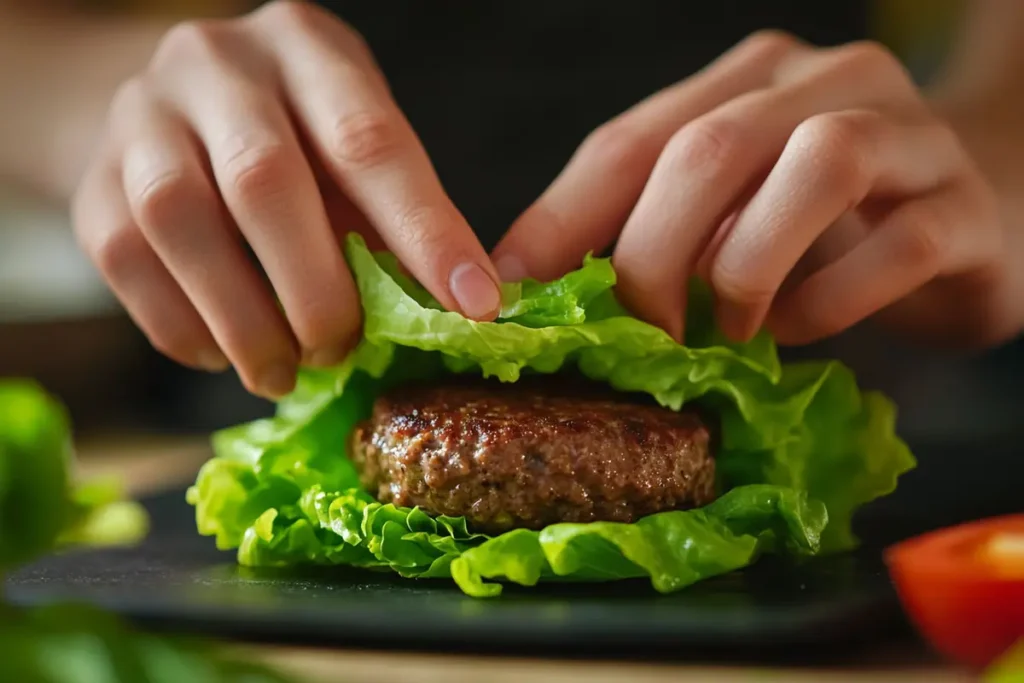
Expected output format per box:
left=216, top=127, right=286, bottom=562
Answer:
left=187, top=233, right=915, bottom=597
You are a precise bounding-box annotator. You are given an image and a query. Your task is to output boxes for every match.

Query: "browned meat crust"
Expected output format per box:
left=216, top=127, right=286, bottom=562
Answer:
left=350, top=380, right=716, bottom=533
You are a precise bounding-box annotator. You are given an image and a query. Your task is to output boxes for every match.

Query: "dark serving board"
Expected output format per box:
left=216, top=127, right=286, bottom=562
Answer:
left=6, top=436, right=1020, bottom=663
left=3, top=490, right=907, bottom=663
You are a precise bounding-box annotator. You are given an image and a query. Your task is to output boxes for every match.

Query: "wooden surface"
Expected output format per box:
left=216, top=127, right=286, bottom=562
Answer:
left=74, top=435, right=973, bottom=683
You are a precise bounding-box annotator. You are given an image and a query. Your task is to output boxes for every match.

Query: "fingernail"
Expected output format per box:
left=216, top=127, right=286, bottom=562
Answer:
left=449, top=262, right=501, bottom=320
left=197, top=349, right=229, bottom=373
left=256, top=362, right=296, bottom=400
left=494, top=254, right=528, bottom=282
left=306, top=343, right=351, bottom=368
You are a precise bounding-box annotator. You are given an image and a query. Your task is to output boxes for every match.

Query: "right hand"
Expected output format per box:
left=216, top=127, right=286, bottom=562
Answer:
left=72, top=1, right=501, bottom=400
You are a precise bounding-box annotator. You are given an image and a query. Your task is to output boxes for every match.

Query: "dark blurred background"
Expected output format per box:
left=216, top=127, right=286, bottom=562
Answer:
left=0, top=0, right=1020, bottom=528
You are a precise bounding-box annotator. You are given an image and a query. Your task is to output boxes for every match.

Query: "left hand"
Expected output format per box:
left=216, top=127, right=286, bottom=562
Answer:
left=492, top=32, right=1019, bottom=348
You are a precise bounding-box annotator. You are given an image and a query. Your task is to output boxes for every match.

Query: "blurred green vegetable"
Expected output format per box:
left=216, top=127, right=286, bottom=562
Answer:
left=0, top=603, right=292, bottom=683
left=0, top=380, right=296, bottom=683
left=188, top=234, right=915, bottom=597
left=0, top=380, right=147, bottom=570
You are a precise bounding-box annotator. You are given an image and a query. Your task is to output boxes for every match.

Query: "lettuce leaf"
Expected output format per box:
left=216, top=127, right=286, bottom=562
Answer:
left=188, top=233, right=915, bottom=596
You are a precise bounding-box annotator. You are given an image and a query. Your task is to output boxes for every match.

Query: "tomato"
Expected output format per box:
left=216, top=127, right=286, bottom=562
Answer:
left=885, top=514, right=1024, bottom=669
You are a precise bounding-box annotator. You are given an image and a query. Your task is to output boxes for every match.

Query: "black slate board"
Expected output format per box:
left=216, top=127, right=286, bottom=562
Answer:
left=5, top=487, right=913, bottom=663
left=12, top=434, right=1021, bottom=663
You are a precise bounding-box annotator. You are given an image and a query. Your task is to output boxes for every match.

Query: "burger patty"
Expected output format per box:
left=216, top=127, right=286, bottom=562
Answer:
left=350, top=380, right=717, bottom=533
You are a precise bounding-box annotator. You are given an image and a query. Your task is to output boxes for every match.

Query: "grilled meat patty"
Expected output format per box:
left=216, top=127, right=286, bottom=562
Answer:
left=350, top=380, right=717, bottom=533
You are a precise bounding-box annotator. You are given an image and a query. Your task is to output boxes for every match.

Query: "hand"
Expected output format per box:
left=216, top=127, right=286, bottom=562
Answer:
left=493, top=31, right=1020, bottom=349
left=72, top=1, right=501, bottom=399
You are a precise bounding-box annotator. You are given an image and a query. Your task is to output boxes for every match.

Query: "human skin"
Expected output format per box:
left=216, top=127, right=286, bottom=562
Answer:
left=2, top=1, right=1023, bottom=400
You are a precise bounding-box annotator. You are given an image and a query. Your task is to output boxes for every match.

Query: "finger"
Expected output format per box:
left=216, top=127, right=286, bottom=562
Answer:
left=492, top=30, right=808, bottom=281
left=72, top=158, right=226, bottom=372
left=766, top=185, right=985, bottom=345
left=151, top=23, right=363, bottom=366
left=112, top=80, right=299, bottom=399
left=298, top=129, right=382, bottom=250
left=612, top=43, right=924, bottom=341
left=774, top=39, right=919, bottom=102
left=776, top=212, right=869, bottom=296
left=257, top=4, right=501, bottom=319
left=707, top=111, right=965, bottom=341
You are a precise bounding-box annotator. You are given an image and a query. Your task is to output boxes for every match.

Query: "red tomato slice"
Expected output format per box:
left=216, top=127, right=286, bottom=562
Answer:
left=885, top=514, right=1024, bottom=669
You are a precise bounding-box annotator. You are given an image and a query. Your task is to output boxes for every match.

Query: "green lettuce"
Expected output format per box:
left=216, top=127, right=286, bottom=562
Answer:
left=188, top=233, right=915, bottom=597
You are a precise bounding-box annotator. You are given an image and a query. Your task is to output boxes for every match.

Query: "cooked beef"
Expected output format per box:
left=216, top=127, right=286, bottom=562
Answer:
left=350, top=380, right=717, bottom=533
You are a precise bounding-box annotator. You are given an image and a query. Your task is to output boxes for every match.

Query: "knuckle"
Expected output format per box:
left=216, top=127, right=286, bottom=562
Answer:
left=256, top=0, right=371, bottom=59
left=737, top=29, right=799, bottom=60
left=664, top=117, right=743, bottom=177
left=832, top=40, right=909, bottom=87
left=391, top=203, right=450, bottom=252
left=221, top=142, right=293, bottom=200
left=329, top=111, right=403, bottom=170
left=794, top=111, right=868, bottom=153
left=88, top=222, right=150, bottom=283
left=256, top=0, right=321, bottom=27
left=128, top=169, right=198, bottom=231
left=151, top=19, right=230, bottom=68
left=256, top=0, right=356, bottom=41
left=578, top=119, right=650, bottom=172
left=791, top=112, right=872, bottom=195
